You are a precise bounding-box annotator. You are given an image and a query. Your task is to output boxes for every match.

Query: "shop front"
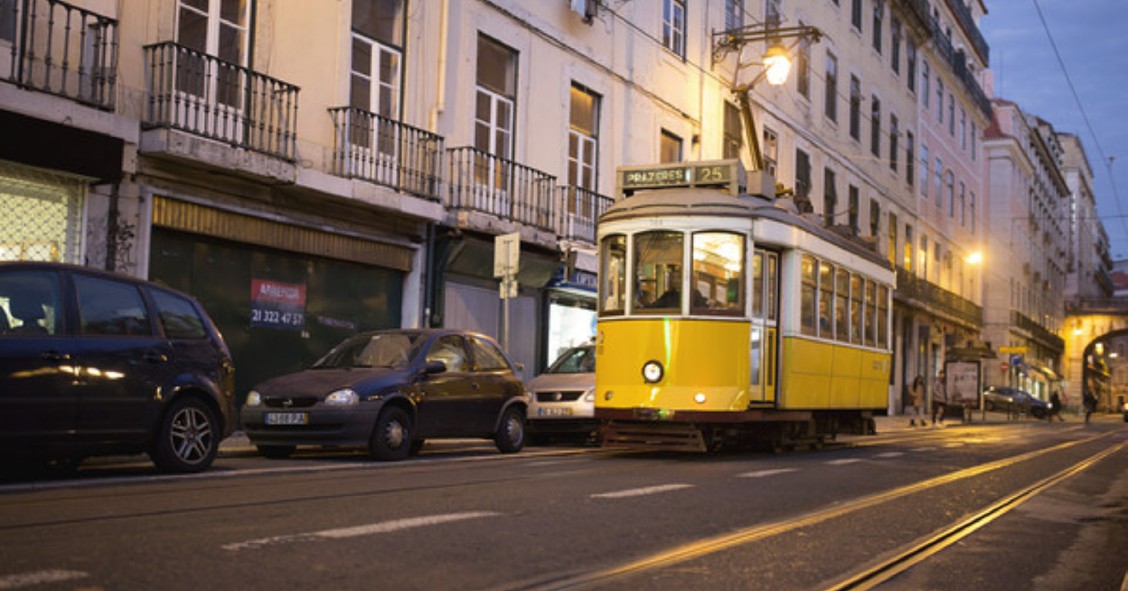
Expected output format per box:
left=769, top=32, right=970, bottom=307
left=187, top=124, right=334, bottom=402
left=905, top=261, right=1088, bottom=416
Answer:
left=544, top=266, right=597, bottom=367
left=147, top=197, right=413, bottom=404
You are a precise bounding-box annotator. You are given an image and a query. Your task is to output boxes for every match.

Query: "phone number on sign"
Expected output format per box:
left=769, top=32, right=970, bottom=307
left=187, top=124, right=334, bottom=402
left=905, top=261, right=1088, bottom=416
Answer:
left=251, top=308, right=305, bottom=327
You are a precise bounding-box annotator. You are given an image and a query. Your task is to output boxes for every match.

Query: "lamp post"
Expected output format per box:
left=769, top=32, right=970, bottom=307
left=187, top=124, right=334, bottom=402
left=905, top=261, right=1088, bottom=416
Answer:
left=712, top=23, right=822, bottom=173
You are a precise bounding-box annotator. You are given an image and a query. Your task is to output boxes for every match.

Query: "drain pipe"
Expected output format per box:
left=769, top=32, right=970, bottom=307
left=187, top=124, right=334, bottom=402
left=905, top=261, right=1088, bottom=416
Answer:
left=105, top=181, right=120, bottom=272
left=429, top=0, right=450, bottom=132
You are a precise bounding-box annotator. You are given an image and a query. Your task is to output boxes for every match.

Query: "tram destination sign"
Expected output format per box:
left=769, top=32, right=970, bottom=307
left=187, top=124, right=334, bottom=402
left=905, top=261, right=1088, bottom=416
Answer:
left=616, top=160, right=741, bottom=197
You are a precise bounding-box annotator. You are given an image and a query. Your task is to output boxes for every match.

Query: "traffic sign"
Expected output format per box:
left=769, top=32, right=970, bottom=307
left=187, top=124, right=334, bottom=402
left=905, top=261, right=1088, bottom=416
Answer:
left=493, top=232, right=520, bottom=278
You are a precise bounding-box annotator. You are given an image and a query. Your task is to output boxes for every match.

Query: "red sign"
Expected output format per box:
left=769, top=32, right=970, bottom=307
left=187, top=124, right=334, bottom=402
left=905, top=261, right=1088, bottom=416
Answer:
left=250, top=279, right=306, bottom=330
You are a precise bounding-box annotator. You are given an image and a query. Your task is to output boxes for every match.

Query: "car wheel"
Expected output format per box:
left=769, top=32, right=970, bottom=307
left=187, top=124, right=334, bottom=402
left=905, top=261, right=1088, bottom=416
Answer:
left=984, top=401, right=995, bottom=412
left=257, top=445, right=296, bottom=459
left=151, top=396, right=219, bottom=473
left=1032, top=408, right=1046, bottom=419
left=369, top=407, right=412, bottom=461
left=494, top=406, right=525, bottom=454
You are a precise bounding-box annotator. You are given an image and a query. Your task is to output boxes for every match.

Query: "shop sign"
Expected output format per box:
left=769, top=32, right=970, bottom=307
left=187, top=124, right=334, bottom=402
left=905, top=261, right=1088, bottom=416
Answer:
left=250, top=279, right=306, bottom=330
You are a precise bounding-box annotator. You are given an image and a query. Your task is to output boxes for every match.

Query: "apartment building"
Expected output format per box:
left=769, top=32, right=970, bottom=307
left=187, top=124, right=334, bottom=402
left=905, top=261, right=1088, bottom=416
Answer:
left=982, top=99, right=1070, bottom=396
left=1059, top=132, right=1114, bottom=303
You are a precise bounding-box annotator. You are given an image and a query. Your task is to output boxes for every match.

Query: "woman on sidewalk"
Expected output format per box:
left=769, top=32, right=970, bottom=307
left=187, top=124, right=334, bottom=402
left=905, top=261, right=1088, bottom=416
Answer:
left=931, top=370, right=948, bottom=427
left=908, top=376, right=925, bottom=427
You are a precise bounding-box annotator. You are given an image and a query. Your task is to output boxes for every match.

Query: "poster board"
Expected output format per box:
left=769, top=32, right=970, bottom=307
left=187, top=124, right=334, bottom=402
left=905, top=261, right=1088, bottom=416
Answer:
left=945, top=360, right=982, bottom=408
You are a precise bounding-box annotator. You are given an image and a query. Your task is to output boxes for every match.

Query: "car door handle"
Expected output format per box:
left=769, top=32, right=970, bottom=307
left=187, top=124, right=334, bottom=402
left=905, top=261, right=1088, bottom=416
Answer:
left=144, top=351, right=169, bottom=363
left=41, top=350, right=71, bottom=362
left=471, top=383, right=480, bottom=390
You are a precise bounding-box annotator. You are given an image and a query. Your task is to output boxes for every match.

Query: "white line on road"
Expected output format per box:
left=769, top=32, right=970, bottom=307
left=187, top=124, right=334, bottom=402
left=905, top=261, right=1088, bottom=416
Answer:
left=0, top=570, right=88, bottom=590
left=590, top=484, right=694, bottom=499
left=826, top=459, right=864, bottom=465
left=736, top=468, right=799, bottom=478
left=873, top=452, right=905, bottom=459
left=222, top=511, right=500, bottom=551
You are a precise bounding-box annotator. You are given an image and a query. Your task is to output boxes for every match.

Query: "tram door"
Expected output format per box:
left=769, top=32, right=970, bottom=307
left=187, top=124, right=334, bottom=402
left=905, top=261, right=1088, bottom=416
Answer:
left=749, top=249, right=779, bottom=402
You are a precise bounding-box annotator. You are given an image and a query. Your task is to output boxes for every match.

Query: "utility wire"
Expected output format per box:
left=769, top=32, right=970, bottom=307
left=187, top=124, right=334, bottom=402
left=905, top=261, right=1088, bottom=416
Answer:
left=1030, top=0, right=1128, bottom=250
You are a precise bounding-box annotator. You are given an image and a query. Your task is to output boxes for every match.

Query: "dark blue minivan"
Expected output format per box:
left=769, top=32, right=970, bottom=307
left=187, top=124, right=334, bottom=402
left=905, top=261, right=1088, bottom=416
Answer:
left=0, top=262, right=235, bottom=473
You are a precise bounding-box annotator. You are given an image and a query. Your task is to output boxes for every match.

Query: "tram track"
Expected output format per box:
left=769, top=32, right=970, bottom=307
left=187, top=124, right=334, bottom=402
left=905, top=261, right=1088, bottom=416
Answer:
left=504, top=429, right=1124, bottom=591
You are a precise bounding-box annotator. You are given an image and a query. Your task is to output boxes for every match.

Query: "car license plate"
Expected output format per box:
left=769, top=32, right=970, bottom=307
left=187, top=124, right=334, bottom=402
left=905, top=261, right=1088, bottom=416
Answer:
left=265, top=412, right=309, bottom=425
left=538, top=407, right=572, bottom=417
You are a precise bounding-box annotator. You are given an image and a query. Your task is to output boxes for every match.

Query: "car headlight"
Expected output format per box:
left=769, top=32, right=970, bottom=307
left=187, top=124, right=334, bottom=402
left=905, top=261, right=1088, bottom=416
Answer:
left=642, top=360, right=664, bottom=383
left=325, top=389, right=359, bottom=406
left=245, top=390, right=262, bottom=406
left=582, top=388, right=596, bottom=402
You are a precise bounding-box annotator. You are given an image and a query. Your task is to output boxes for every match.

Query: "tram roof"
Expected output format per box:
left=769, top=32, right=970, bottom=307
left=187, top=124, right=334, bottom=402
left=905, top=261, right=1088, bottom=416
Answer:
left=600, top=187, right=891, bottom=271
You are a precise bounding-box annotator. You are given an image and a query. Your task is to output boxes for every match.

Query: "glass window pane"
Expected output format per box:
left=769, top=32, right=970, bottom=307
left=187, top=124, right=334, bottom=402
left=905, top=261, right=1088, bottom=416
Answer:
left=691, top=232, right=744, bottom=316
left=818, top=262, right=833, bottom=338
left=469, top=336, right=510, bottom=371
left=0, top=270, right=62, bottom=335
left=426, top=335, right=467, bottom=372
left=864, top=279, right=876, bottom=346
left=751, top=251, right=764, bottom=317
left=877, top=285, right=889, bottom=348
left=477, top=35, right=515, bottom=97
left=801, top=255, right=817, bottom=336
left=353, top=0, right=404, bottom=46
left=74, top=275, right=152, bottom=337
left=600, top=235, right=626, bottom=314
left=766, top=252, right=778, bottom=321
left=835, top=269, right=849, bottom=342
left=851, top=275, right=863, bottom=344
left=634, top=231, right=684, bottom=314
left=150, top=289, right=206, bottom=339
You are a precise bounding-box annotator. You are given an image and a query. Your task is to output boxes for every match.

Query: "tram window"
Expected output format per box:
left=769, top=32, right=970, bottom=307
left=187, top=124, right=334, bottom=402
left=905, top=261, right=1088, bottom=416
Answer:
left=835, top=268, right=849, bottom=342
left=766, top=252, right=778, bottom=321
left=877, top=284, right=889, bottom=347
left=600, top=234, right=626, bottom=315
left=751, top=251, right=764, bottom=317
left=818, top=261, right=833, bottom=337
left=691, top=232, right=744, bottom=316
left=634, top=231, right=684, bottom=314
left=864, top=279, right=877, bottom=346
left=850, top=274, right=863, bottom=345
left=800, top=255, right=817, bottom=336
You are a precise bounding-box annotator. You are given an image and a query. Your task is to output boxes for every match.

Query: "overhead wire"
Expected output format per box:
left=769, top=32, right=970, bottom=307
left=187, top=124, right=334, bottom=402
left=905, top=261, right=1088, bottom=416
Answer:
left=1030, top=0, right=1128, bottom=251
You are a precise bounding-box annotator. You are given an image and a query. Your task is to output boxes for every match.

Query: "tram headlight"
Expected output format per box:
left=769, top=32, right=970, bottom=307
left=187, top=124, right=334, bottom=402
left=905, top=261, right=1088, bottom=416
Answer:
left=694, top=393, right=707, bottom=404
left=642, top=360, right=664, bottom=383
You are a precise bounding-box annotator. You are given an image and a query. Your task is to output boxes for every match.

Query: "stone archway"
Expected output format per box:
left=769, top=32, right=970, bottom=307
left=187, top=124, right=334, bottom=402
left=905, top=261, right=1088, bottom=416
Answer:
left=1063, top=314, right=1128, bottom=412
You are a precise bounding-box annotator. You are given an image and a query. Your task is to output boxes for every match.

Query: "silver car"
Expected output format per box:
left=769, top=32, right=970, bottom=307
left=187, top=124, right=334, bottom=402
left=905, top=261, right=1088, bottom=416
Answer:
left=526, top=344, right=598, bottom=444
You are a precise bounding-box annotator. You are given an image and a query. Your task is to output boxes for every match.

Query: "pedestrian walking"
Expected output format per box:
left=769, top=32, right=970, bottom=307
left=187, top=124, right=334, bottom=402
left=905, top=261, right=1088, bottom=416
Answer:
left=931, top=370, right=948, bottom=427
left=1082, top=385, right=1097, bottom=424
left=1048, top=390, right=1064, bottom=422
left=908, top=375, right=925, bottom=427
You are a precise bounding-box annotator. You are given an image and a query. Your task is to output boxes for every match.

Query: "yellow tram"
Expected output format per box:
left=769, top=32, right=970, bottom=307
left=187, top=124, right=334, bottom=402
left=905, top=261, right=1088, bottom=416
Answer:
left=594, top=160, right=894, bottom=451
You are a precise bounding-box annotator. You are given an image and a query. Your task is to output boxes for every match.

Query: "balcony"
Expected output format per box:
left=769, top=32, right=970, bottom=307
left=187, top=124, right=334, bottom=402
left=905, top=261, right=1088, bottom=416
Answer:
left=143, top=41, right=298, bottom=161
left=446, top=147, right=556, bottom=233
left=894, top=267, right=982, bottom=327
left=557, top=186, right=613, bottom=244
left=928, top=19, right=991, bottom=118
left=1011, top=310, right=1064, bottom=354
left=944, top=0, right=989, bottom=65
left=329, top=107, right=444, bottom=202
left=2, top=0, right=117, bottom=109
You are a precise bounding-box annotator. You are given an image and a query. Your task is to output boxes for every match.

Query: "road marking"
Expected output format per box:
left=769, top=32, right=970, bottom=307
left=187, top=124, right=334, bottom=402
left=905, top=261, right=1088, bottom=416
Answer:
left=222, top=511, right=499, bottom=551
left=591, top=484, right=693, bottom=499
left=943, top=442, right=965, bottom=448
left=736, top=468, right=798, bottom=479
left=0, top=570, right=87, bottom=589
left=826, top=459, right=863, bottom=465
left=873, top=452, right=905, bottom=459
left=910, top=447, right=937, bottom=452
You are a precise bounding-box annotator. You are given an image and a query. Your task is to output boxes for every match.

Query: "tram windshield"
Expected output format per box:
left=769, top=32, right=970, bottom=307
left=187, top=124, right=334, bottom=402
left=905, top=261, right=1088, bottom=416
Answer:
left=600, top=230, right=747, bottom=317
left=633, top=231, right=683, bottom=314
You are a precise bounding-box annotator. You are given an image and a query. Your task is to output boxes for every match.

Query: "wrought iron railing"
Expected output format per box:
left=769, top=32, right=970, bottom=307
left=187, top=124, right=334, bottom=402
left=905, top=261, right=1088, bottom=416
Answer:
left=328, top=107, right=444, bottom=202
left=2, top=0, right=117, bottom=109
left=556, top=185, right=612, bottom=244
left=1011, top=310, right=1064, bottom=353
left=894, top=267, right=982, bottom=327
left=143, top=41, right=299, bottom=161
left=926, top=14, right=991, bottom=117
left=446, top=147, right=556, bottom=232
left=1066, top=297, right=1128, bottom=315
left=944, top=0, right=989, bottom=66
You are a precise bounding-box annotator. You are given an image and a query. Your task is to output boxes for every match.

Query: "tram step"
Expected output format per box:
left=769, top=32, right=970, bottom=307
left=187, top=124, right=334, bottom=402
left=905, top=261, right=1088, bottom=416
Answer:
left=601, top=422, right=707, bottom=452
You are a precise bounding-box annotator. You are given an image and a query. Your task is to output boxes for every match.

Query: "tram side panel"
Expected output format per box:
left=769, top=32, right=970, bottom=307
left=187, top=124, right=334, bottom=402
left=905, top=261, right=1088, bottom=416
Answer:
left=778, top=337, right=889, bottom=410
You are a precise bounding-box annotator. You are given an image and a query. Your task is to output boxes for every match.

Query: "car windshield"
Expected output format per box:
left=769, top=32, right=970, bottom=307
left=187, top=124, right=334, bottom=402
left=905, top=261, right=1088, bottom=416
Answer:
left=545, top=346, right=595, bottom=374
left=313, top=332, right=425, bottom=369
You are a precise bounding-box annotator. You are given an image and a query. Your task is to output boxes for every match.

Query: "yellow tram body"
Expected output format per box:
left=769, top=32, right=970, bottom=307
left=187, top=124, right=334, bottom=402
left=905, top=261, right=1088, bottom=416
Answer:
left=595, top=160, right=893, bottom=451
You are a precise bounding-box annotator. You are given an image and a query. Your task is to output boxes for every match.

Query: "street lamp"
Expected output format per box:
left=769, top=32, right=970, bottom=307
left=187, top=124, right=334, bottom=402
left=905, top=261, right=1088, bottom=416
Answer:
left=712, top=24, right=822, bottom=174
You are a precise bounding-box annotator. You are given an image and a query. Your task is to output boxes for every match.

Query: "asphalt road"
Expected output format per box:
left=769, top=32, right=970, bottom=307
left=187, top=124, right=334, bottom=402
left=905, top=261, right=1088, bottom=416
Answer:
left=0, top=416, right=1125, bottom=591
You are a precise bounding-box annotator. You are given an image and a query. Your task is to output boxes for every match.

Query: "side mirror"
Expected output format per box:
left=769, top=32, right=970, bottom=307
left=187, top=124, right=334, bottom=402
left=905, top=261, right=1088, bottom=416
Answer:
left=422, top=360, right=447, bottom=375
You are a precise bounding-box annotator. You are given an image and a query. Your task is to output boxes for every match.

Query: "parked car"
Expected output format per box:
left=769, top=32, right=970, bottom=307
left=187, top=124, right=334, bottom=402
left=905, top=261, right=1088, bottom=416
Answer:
left=982, top=386, right=1048, bottom=419
left=241, top=329, right=527, bottom=460
left=0, top=262, right=236, bottom=473
left=525, top=344, right=598, bottom=444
